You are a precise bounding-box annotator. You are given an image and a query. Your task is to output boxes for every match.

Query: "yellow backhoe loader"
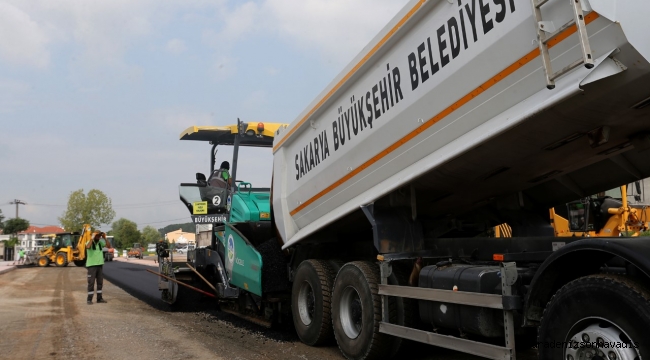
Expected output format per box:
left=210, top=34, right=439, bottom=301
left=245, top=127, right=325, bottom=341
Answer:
left=496, top=183, right=650, bottom=238
left=37, top=224, right=94, bottom=267
left=550, top=183, right=650, bottom=237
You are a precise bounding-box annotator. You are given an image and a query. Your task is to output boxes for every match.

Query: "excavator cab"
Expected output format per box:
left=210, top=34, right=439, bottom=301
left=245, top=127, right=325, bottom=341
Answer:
left=554, top=182, right=650, bottom=237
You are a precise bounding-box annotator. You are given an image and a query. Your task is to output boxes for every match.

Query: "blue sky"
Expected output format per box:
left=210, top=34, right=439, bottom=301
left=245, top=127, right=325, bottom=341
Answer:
left=0, top=0, right=409, bottom=230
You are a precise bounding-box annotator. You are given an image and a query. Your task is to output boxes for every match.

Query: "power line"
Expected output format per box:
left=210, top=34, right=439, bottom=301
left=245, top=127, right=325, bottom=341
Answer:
left=27, top=200, right=180, bottom=209
left=139, top=217, right=190, bottom=225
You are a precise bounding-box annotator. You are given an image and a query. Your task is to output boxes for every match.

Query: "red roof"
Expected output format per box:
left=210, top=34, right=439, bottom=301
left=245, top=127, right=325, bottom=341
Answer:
left=18, top=225, right=65, bottom=235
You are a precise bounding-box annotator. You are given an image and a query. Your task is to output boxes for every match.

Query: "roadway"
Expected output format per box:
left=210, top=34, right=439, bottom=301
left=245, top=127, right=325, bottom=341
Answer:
left=101, top=257, right=538, bottom=360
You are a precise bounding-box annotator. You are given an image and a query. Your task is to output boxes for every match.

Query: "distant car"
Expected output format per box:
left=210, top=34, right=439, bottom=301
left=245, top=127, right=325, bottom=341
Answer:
left=176, top=246, right=188, bottom=254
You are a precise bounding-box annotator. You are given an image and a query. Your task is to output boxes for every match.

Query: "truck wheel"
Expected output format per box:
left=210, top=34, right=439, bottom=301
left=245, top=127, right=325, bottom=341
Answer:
left=291, top=259, right=336, bottom=346
left=73, top=259, right=86, bottom=267
left=55, top=253, right=68, bottom=267
left=38, top=257, right=50, bottom=267
left=538, top=274, right=648, bottom=360
left=332, top=261, right=396, bottom=360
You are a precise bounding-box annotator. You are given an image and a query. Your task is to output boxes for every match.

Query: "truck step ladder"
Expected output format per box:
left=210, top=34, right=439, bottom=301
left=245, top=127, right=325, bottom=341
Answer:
left=532, top=0, right=594, bottom=89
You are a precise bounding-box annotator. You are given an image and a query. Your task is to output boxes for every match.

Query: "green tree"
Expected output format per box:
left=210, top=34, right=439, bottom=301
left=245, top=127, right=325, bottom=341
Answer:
left=59, top=189, right=116, bottom=232
left=0, top=209, right=4, bottom=231
left=3, top=218, right=30, bottom=235
left=111, top=218, right=141, bottom=249
left=141, top=225, right=161, bottom=246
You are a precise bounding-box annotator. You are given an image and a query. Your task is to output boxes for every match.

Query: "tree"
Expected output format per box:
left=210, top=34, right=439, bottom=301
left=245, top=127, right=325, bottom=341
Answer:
left=4, top=218, right=30, bottom=235
left=0, top=209, right=4, bottom=231
left=141, top=226, right=161, bottom=246
left=59, top=189, right=116, bottom=232
left=111, top=218, right=141, bottom=249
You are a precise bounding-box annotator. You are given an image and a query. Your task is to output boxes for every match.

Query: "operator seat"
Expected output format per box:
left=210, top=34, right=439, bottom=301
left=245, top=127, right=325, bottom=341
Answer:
left=208, top=170, right=229, bottom=189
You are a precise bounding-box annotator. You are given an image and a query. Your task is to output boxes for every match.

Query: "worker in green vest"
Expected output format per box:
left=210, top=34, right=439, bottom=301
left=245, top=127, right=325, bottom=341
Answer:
left=86, top=231, right=112, bottom=305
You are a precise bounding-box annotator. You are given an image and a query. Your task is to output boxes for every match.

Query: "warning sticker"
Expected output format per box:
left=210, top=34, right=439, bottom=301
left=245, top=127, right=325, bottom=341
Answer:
left=193, top=201, right=208, bottom=215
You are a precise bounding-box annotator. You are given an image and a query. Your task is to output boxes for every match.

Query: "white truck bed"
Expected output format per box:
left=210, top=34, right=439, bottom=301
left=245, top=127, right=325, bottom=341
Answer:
left=273, top=0, right=650, bottom=248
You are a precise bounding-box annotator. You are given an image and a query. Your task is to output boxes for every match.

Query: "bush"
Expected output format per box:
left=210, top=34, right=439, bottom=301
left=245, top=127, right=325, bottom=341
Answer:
left=6, top=237, right=19, bottom=247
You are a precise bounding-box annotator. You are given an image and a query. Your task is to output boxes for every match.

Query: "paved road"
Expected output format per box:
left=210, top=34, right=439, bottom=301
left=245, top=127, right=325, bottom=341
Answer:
left=102, top=259, right=166, bottom=310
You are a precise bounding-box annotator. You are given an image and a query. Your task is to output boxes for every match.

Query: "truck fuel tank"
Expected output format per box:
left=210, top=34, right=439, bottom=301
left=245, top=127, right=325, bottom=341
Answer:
left=418, top=264, right=526, bottom=338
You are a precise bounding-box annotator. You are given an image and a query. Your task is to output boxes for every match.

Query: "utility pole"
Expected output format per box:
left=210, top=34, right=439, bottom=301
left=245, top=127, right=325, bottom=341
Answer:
left=9, top=199, right=26, bottom=218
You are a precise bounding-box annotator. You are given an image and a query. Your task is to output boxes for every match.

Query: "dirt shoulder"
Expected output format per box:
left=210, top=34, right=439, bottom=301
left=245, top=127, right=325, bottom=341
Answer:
left=0, top=267, right=246, bottom=359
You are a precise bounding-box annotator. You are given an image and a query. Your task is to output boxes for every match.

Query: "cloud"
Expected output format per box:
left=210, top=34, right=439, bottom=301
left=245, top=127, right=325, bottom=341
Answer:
left=152, top=108, right=214, bottom=130
left=266, top=67, right=279, bottom=76
left=0, top=0, right=411, bottom=73
left=210, top=55, right=238, bottom=81
left=0, top=79, right=31, bottom=113
left=219, top=2, right=260, bottom=41
left=200, top=0, right=410, bottom=67
left=45, top=0, right=155, bottom=67
left=262, top=0, right=410, bottom=65
left=165, top=38, right=186, bottom=55
left=0, top=2, right=50, bottom=68
left=241, top=90, right=268, bottom=110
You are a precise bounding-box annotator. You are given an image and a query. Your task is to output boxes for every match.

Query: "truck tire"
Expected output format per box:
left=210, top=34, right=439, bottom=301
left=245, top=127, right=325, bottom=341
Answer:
left=538, top=274, right=649, bottom=360
left=55, top=253, right=68, bottom=267
left=74, top=259, right=86, bottom=267
left=331, top=261, right=397, bottom=360
left=38, top=256, right=50, bottom=267
left=291, top=259, right=336, bottom=346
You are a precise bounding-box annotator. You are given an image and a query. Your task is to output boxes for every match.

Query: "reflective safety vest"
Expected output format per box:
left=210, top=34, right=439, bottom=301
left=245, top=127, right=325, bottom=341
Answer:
left=86, top=239, right=106, bottom=267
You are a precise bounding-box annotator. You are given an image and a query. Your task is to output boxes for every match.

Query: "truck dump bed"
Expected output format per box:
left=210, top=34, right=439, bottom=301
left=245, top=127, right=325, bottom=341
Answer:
left=273, top=0, right=650, bottom=248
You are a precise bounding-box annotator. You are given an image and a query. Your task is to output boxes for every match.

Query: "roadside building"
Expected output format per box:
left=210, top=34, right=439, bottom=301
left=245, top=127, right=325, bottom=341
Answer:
left=17, top=226, right=65, bottom=253
left=165, top=229, right=196, bottom=246
left=195, top=224, right=212, bottom=248
left=0, top=233, right=11, bottom=260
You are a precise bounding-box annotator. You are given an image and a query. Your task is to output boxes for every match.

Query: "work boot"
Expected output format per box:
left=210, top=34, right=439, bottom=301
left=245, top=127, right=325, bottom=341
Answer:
left=96, top=297, right=107, bottom=304
left=87, top=296, right=93, bottom=305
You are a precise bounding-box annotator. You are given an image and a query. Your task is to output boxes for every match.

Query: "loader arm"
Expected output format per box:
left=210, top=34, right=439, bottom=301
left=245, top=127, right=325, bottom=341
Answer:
left=75, top=224, right=93, bottom=260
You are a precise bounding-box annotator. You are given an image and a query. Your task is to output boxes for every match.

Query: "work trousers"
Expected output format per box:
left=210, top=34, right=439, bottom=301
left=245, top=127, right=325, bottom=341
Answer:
left=87, top=265, right=104, bottom=299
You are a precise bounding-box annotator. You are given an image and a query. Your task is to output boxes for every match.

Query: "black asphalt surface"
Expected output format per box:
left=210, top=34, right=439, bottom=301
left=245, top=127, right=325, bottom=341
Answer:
left=103, top=260, right=214, bottom=312
left=102, top=260, right=168, bottom=310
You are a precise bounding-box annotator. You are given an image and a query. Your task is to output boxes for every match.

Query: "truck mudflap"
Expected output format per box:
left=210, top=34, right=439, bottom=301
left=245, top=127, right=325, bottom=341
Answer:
left=223, top=224, right=263, bottom=296
left=524, top=237, right=650, bottom=325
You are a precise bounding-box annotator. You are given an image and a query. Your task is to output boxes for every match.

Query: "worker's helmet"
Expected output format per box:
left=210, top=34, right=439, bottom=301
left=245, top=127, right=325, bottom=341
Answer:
left=220, top=161, right=230, bottom=170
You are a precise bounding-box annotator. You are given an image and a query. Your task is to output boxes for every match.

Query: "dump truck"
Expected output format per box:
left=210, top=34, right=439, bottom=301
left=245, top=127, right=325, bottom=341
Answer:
left=166, top=1, right=650, bottom=359
left=37, top=224, right=93, bottom=267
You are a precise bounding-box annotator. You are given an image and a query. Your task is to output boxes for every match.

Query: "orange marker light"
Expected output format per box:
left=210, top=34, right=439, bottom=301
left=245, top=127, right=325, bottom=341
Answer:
left=257, top=122, right=264, bottom=133
left=493, top=254, right=504, bottom=261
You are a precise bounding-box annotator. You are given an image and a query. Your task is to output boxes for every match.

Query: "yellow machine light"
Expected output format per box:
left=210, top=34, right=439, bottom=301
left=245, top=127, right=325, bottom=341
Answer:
left=260, top=212, right=270, bottom=219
